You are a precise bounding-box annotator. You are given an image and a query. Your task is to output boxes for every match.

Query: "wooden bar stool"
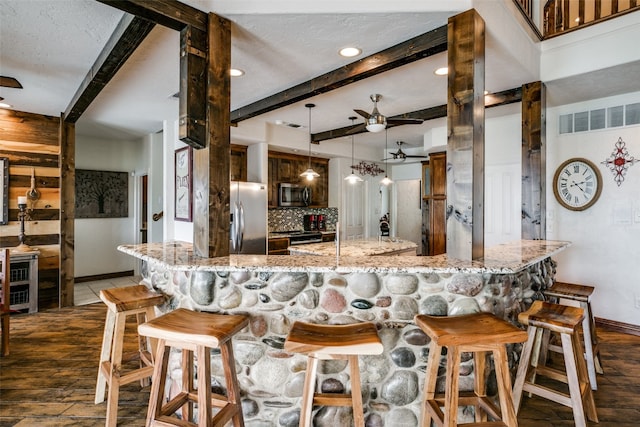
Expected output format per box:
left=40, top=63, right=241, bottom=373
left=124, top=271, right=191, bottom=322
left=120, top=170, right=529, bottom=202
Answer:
left=284, top=321, right=383, bottom=427
left=95, top=284, right=165, bottom=427
left=513, top=300, right=598, bottom=427
left=414, top=312, right=528, bottom=427
left=544, top=281, right=603, bottom=390
left=138, top=308, right=248, bottom=427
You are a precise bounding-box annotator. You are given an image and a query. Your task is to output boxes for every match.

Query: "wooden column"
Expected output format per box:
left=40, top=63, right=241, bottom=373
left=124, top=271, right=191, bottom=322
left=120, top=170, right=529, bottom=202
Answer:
left=521, top=81, right=546, bottom=240
left=192, top=14, right=231, bottom=257
left=59, top=116, right=75, bottom=307
left=446, top=9, right=485, bottom=261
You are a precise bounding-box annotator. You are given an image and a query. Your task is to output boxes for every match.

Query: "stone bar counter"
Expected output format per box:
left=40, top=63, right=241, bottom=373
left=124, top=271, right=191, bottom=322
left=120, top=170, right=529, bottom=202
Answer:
left=118, top=240, right=569, bottom=427
left=289, top=238, right=417, bottom=256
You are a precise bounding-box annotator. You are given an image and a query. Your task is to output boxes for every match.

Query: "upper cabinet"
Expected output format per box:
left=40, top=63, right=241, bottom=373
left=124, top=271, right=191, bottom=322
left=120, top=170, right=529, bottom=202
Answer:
left=268, top=151, right=329, bottom=208
left=230, top=144, right=248, bottom=181
left=422, top=151, right=447, bottom=256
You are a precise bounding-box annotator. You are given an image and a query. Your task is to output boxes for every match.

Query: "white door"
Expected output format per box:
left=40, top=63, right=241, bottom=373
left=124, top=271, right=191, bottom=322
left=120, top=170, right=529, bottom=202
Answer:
left=342, top=179, right=367, bottom=240
left=394, top=179, right=422, bottom=253
left=485, top=163, right=521, bottom=247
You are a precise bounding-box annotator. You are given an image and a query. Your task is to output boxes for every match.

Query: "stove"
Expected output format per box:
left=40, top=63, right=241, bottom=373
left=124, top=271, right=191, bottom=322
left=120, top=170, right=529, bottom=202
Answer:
left=272, top=230, right=323, bottom=245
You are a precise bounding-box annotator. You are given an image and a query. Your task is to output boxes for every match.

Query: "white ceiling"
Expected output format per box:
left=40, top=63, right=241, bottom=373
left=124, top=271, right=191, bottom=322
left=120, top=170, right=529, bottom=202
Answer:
left=0, top=0, right=638, bottom=158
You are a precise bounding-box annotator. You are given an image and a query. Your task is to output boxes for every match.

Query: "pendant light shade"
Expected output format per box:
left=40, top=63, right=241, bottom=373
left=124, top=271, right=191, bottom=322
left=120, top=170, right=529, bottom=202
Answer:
left=344, top=116, right=363, bottom=184
left=300, top=103, right=320, bottom=181
left=381, top=129, right=393, bottom=185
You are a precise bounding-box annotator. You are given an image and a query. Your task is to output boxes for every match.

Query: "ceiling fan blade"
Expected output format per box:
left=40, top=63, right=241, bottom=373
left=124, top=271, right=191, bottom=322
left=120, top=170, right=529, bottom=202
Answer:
left=0, top=76, right=23, bottom=89
left=354, top=109, right=371, bottom=119
left=405, top=154, right=428, bottom=158
left=387, top=118, right=423, bottom=125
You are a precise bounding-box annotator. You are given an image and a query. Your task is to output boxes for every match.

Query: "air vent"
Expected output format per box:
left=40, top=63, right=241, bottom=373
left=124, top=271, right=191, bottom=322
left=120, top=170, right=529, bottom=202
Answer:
left=559, top=101, right=640, bottom=134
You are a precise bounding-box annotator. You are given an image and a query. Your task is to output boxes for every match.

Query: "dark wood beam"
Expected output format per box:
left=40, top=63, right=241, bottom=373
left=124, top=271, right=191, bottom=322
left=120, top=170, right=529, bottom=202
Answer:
left=96, top=0, right=208, bottom=32
left=63, top=14, right=155, bottom=123
left=231, top=25, right=448, bottom=124
left=312, top=87, right=521, bottom=143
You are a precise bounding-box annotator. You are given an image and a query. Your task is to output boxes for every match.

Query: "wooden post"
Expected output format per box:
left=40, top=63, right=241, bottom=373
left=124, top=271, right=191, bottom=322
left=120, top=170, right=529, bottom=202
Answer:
left=521, top=81, right=546, bottom=240
left=446, top=9, right=485, bottom=261
left=192, top=14, right=231, bottom=257
left=179, top=25, right=207, bottom=149
left=59, top=115, right=75, bottom=307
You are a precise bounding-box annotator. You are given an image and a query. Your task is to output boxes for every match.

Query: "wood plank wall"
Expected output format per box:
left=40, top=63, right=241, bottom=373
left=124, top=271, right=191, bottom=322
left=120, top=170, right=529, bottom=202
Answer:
left=0, top=109, right=61, bottom=309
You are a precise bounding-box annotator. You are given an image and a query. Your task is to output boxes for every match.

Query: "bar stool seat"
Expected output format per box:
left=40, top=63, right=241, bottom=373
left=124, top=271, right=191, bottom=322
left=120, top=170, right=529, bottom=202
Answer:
left=513, top=300, right=598, bottom=427
left=284, top=321, right=383, bottom=427
left=544, top=281, right=603, bottom=390
left=414, top=312, right=528, bottom=427
left=95, top=284, right=165, bottom=427
left=138, top=308, right=248, bottom=427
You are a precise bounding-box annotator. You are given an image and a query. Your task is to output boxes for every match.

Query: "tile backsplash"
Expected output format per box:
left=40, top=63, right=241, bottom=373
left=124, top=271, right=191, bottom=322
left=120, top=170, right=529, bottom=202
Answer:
left=268, top=207, right=338, bottom=232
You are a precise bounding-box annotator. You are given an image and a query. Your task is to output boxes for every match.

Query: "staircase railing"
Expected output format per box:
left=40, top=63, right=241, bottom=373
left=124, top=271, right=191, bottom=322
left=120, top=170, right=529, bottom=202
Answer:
left=513, top=0, right=640, bottom=39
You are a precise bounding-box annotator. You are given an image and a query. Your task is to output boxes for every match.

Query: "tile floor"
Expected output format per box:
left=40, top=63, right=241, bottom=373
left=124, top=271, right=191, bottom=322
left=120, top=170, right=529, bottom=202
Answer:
left=73, top=275, right=143, bottom=306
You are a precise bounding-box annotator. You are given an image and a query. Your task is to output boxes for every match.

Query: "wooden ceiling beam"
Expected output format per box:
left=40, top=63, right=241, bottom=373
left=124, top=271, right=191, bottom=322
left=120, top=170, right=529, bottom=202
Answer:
left=311, top=86, right=522, bottom=143
left=96, top=0, right=208, bottom=32
left=230, top=25, right=448, bottom=124
left=63, top=14, right=155, bottom=123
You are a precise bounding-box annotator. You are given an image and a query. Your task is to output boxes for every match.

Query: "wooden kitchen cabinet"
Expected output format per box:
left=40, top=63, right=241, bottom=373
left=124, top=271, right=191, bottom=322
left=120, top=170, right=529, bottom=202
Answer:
left=321, top=233, right=335, bottom=242
left=268, top=151, right=329, bottom=208
left=422, top=151, right=446, bottom=256
left=268, top=237, right=290, bottom=255
left=6, top=250, right=39, bottom=313
left=230, top=144, right=247, bottom=181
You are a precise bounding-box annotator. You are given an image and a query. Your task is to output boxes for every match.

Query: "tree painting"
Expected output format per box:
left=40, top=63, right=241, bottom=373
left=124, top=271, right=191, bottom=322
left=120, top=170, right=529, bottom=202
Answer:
left=75, top=170, right=128, bottom=218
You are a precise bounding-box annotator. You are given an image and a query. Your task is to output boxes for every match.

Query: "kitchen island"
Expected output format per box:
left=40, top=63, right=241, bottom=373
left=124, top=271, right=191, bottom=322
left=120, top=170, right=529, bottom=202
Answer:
left=288, top=237, right=417, bottom=256
left=118, top=240, right=569, bottom=427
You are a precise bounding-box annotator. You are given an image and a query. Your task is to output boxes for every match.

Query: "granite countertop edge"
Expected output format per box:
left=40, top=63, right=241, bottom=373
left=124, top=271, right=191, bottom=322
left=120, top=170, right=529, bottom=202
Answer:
left=118, top=240, right=570, bottom=275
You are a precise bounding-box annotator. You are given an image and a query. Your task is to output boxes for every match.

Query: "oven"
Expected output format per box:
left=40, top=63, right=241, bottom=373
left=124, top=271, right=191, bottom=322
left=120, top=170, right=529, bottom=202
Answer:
left=287, top=232, right=322, bottom=245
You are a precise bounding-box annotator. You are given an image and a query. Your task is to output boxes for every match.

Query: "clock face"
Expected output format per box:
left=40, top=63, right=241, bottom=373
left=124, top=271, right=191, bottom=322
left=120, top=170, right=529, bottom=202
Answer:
left=553, top=158, right=602, bottom=211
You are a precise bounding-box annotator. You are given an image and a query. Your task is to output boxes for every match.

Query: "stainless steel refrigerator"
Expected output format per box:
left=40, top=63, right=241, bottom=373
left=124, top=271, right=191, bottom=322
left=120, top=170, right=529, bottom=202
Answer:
left=230, top=181, right=268, bottom=254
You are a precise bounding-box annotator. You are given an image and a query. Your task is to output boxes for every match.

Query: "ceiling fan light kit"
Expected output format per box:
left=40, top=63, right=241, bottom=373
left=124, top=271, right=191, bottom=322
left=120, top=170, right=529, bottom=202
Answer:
left=354, top=93, right=424, bottom=134
left=300, top=103, right=320, bottom=181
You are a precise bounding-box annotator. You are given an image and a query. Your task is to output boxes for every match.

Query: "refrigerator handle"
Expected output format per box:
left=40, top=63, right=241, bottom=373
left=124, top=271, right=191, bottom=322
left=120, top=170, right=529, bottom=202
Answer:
left=230, top=201, right=239, bottom=252
left=238, top=202, right=245, bottom=251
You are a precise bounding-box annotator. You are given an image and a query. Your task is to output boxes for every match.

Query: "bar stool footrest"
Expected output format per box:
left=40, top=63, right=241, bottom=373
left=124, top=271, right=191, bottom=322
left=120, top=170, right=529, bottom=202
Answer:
left=427, top=392, right=503, bottom=425
left=313, top=393, right=354, bottom=407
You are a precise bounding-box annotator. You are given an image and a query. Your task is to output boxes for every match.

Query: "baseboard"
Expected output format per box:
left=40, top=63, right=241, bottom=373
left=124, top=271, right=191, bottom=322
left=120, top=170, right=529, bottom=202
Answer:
left=74, top=270, right=135, bottom=284
left=595, top=317, right=640, bottom=337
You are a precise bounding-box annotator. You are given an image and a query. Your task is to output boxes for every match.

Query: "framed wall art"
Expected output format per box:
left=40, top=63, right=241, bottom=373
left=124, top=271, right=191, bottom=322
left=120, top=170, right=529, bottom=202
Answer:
left=76, top=169, right=128, bottom=218
left=175, top=146, right=192, bottom=222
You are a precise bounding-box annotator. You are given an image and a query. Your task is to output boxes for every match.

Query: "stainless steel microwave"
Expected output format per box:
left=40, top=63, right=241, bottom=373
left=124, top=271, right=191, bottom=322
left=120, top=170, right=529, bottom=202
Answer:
left=278, top=183, right=311, bottom=207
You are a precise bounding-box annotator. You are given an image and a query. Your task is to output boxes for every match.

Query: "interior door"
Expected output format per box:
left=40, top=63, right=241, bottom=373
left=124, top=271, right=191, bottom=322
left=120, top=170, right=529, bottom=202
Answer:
left=342, top=178, right=366, bottom=240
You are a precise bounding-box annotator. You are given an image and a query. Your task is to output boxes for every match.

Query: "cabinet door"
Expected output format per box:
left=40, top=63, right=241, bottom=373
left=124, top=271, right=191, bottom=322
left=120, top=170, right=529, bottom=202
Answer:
left=268, top=157, right=279, bottom=208
left=230, top=145, right=247, bottom=181
left=309, top=160, right=329, bottom=207
left=430, top=152, right=446, bottom=197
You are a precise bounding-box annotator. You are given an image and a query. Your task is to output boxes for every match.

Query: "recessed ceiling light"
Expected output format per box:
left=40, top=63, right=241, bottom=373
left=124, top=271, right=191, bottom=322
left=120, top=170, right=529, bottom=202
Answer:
left=339, top=47, right=361, bottom=58
left=230, top=68, right=245, bottom=77
left=434, top=67, right=448, bottom=76
left=0, top=102, right=12, bottom=109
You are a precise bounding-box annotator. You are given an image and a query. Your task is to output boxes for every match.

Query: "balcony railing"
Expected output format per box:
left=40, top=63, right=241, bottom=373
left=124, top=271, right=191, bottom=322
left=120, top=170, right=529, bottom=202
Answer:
left=513, top=0, right=640, bottom=39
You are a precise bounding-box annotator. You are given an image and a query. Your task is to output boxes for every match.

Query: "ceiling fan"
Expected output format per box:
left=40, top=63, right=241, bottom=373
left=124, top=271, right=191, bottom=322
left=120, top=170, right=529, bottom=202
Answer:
left=353, top=94, right=423, bottom=133
left=384, top=141, right=428, bottom=161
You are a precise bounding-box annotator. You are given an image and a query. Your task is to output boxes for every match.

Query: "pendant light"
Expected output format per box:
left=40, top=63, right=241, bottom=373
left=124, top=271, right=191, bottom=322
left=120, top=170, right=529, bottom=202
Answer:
left=344, top=116, right=363, bottom=184
left=380, top=128, right=393, bottom=185
left=300, top=103, right=320, bottom=181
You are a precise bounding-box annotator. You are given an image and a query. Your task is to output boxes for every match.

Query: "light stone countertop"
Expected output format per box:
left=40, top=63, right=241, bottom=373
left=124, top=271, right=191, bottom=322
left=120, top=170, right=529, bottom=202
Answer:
left=288, top=238, right=417, bottom=256
left=118, top=239, right=571, bottom=274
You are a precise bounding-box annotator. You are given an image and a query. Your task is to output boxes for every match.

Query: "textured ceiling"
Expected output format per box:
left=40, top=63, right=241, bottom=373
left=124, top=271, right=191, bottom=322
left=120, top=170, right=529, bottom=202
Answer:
left=0, top=0, right=638, bottom=158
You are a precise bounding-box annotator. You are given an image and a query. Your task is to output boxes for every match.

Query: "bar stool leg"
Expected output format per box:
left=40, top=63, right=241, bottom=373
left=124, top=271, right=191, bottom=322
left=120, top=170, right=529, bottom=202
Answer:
left=473, top=351, right=488, bottom=423
left=299, top=355, right=320, bottom=427
left=347, top=355, right=365, bottom=427
left=420, top=341, right=440, bottom=427
left=105, top=312, right=127, bottom=427
left=560, top=332, right=588, bottom=427
left=147, top=339, right=170, bottom=426
left=513, top=326, right=537, bottom=410
left=95, top=309, right=116, bottom=404
left=181, top=349, right=194, bottom=422
left=568, top=331, right=598, bottom=423
left=196, top=345, right=213, bottom=426
left=220, top=340, right=245, bottom=427
left=444, top=345, right=461, bottom=427
left=493, top=347, right=518, bottom=427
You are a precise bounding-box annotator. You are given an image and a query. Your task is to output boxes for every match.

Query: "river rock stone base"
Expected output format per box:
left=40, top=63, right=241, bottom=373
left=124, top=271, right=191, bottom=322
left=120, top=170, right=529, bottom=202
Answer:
left=141, top=258, right=556, bottom=426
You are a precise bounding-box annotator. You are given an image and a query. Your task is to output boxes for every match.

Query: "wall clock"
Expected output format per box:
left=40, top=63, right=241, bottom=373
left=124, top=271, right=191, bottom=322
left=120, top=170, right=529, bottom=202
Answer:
left=553, top=157, right=602, bottom=211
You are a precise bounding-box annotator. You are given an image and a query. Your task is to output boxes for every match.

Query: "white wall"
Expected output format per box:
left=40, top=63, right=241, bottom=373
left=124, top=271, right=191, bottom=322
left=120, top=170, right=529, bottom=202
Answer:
left=148, top=132, right=164, bottom=243
left=546, top=92, right=640, bottom=326
left=75, top=136, right=147, bottom=277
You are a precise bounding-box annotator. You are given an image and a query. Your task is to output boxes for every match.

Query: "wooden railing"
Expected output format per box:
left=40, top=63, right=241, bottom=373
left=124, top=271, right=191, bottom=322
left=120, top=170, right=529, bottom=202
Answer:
left=513, top=0, right=640, bottom=39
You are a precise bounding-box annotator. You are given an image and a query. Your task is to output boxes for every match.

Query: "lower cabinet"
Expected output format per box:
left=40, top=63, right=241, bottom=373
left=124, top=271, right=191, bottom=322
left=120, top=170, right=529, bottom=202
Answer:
left=321, top=233, right=335, bottom=242
left=268, top=237, right=290, bottom=255
left=8, top=251, right=39, bottom=313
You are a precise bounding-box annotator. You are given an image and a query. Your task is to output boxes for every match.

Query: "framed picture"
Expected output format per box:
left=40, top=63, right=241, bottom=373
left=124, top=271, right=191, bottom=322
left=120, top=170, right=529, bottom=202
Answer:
left=0, top=157, right=7, bottom=225
left=175, top=146, right=192, bottom=222
left=76, top=169, right=129, bottom=218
